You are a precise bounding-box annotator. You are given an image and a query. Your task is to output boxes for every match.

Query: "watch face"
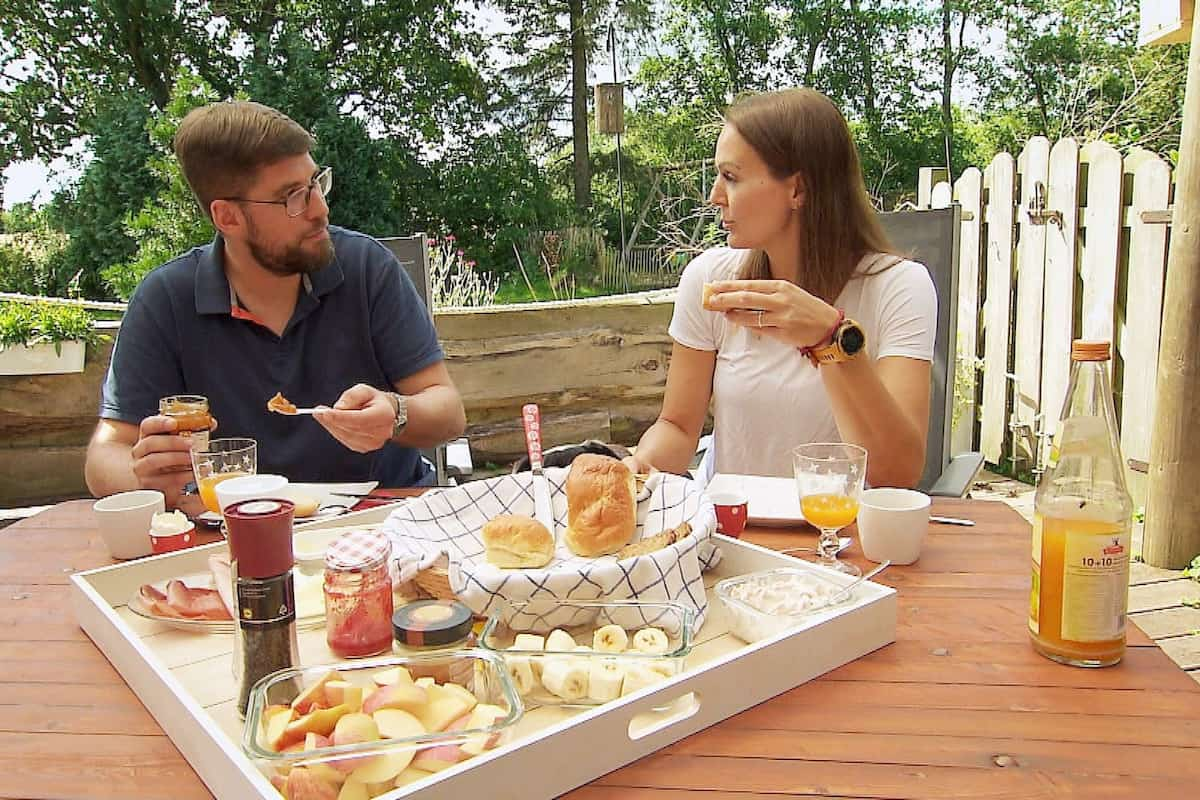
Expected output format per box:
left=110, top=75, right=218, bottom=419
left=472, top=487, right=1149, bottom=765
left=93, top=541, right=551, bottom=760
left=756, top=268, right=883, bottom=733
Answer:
left=840, top=324, right=866, bottom=355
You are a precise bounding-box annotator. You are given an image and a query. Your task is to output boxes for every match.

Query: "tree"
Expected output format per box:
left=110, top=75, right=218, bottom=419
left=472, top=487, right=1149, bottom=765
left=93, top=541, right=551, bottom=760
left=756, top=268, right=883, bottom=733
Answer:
left=498, top=0, right=653, bottom=214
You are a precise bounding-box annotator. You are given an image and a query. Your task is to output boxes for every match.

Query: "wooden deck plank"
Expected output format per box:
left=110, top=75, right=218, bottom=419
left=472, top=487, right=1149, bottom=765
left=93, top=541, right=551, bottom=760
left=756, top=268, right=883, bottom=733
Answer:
left=1128, top=579, right=1200, bottom=613
left=1129, top=606, right=1200, bottom=638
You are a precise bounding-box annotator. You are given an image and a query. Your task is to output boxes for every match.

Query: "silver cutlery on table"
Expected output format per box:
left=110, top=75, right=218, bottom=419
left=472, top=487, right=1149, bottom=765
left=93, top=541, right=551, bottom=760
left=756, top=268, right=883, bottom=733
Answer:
left=930, top=515, right=975, bottom=526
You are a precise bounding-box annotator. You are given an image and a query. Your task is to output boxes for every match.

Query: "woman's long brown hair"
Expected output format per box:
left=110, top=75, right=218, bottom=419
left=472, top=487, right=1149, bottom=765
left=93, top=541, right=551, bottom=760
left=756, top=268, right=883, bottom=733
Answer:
left=723, top=88, right=897, bottom=303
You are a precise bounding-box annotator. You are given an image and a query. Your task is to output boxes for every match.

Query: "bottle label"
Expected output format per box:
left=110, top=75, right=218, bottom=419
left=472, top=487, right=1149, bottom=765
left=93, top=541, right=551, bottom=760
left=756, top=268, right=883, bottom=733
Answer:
left=1029, top=516, right=1042, bottom=634
left=237, top=575, right=296, bottom=625
left=1061, top=526, right=1130, bottom=642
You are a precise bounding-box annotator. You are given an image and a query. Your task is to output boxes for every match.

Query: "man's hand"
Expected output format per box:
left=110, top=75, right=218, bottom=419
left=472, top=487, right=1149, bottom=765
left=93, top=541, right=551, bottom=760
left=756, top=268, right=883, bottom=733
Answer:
left=313, top=383, right=396, bottom=453
left=131, top=415, right=198, bottom=509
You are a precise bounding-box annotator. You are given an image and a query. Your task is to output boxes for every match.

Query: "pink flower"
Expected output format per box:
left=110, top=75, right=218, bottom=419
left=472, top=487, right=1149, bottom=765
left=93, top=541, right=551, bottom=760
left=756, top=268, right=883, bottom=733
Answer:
left=466, top=260, right=476, bottom=268
left=456, top=249, right=464, bottom=257
left=446, top=234, right=457, bottom=242
left=426, top=238, right=437, bottom=246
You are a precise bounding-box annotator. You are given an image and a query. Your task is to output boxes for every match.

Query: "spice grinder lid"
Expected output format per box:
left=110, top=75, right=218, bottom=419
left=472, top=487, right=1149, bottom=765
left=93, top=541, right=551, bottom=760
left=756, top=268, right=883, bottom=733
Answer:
left=225, top=498, right=295, bottom=578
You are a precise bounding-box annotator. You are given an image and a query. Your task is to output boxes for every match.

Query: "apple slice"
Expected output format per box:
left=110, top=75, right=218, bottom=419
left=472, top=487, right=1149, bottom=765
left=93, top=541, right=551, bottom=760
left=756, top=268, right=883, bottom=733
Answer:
left=323, top=681, right=364, bottom=712
left=372, top=708, right=426, bottom=740
left=347, top=750, right=415, bottom=785
left=458, top=704, right=509, bottom=757
left=264, top=705, right=298, bottom=751
left=410, top=743, right=466, bottom=773
left=335, top=779, right=368, bottom=800
left=285, top=766, right=339, bottom=800
left=292, top=671, right=346, bottom=714
left=280, top=704, right=355, bottom=750
left=394, top=766, right=434, bottom=788
left=414, top=676, right=436, bottom=689
left=413, top=684, right=476, bottom=732
left=372, top=666, right=414, bottom=686
left=362, top=682, right=427, bottom=715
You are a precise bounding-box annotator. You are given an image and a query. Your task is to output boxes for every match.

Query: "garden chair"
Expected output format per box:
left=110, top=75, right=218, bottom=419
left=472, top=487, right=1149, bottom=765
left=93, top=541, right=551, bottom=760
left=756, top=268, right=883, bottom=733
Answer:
left=379, top=234, right=473, bottom=486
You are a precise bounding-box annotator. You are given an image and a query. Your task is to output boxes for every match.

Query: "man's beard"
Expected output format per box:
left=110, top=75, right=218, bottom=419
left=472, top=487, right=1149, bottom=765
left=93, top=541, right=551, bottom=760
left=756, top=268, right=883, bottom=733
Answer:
left=245, top=219, right=335, bottom=276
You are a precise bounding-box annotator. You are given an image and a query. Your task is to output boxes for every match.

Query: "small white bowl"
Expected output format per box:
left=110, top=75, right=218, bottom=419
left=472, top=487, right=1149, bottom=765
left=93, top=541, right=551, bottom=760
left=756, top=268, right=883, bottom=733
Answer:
left=214, top=473, right=288, bottom=512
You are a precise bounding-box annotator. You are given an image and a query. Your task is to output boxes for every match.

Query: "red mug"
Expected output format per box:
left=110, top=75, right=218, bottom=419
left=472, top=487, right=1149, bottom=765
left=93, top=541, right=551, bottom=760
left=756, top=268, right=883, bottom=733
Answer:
left=710, top=491, right=749, bottom=538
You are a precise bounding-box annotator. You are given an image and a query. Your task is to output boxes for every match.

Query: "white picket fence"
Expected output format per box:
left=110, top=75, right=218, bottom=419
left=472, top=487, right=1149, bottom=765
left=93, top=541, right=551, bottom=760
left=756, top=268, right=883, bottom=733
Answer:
left=923, top=137, right=1173, bottom=505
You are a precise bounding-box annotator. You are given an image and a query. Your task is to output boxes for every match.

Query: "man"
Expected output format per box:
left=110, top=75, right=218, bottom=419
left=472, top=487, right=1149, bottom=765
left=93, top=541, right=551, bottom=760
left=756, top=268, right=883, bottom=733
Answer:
left=85, top=101, right=466, bottom=515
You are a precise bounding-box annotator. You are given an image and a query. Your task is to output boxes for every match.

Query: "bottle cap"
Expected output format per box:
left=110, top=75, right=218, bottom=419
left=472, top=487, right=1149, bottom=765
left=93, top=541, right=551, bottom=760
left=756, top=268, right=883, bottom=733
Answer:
left=224, top=498, right=295, bottom=578
left=1071, top=340, right=1110, bottom=362
left=393, top=599, right=473, bottom=648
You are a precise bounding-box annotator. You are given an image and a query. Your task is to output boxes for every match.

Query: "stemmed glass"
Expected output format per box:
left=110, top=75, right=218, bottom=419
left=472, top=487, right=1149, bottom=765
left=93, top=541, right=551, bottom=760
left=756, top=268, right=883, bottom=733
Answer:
left=191, top=438, right=258, bottom=515
left=793, top=443, right=867, bottom=576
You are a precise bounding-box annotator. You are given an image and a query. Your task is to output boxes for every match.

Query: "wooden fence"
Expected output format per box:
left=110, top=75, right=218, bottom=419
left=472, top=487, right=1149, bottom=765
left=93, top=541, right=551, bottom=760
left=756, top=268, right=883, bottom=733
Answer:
left=923, top=136, right=1174, bottom=506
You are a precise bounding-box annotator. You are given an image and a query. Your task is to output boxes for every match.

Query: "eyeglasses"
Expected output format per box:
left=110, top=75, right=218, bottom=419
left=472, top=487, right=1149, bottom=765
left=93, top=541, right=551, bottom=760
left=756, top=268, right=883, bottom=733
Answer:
left=223, top=167, right=332, bottom=218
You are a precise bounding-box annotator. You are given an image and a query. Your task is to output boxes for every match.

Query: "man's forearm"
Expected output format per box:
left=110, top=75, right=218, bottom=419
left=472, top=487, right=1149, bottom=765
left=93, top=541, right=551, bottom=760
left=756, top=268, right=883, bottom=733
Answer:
left=85, top=439, right=140, bottom=498
left=393, top=385, right=466, bottom=448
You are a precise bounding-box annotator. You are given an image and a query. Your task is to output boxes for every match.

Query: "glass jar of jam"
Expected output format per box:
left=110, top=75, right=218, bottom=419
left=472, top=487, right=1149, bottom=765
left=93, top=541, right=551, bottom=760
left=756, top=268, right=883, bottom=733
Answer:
left=324, top=530, right=395, bottom=658
left=392, top=599, right=477, bottom=683
left=159, top=395, right=213, bottom=451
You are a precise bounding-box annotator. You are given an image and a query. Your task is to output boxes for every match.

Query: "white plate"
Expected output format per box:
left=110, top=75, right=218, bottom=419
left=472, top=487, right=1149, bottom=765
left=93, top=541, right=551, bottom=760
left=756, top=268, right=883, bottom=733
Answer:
left=707, top=474, right=808, bottom=526
left=128, top=571, right=326, bottom=634
left=284, top=481, right=379, bottom=516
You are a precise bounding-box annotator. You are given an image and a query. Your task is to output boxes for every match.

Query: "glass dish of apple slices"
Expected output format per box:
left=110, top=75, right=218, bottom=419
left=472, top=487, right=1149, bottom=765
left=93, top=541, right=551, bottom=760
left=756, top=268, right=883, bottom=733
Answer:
left=478, top=600, right=695, bottom=708
left=241, top=650, right=522, bottom=797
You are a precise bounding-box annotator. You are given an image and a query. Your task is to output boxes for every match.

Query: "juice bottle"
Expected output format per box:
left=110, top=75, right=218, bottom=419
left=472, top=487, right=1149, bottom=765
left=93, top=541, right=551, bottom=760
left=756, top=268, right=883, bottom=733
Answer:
left=1029, top=340, right=1132, bottom=667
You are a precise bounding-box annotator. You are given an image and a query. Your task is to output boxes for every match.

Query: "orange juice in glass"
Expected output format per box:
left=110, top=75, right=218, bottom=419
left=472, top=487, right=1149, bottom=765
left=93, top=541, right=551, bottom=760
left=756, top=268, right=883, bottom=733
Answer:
left=794, top=443, right=867, bottom=576
left=191, top=438, right=257, bottom=514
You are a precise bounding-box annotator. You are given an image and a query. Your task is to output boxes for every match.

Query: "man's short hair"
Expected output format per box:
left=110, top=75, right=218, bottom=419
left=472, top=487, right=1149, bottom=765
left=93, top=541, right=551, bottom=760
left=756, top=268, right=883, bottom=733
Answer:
left=173, top=101, right=316, bottom=222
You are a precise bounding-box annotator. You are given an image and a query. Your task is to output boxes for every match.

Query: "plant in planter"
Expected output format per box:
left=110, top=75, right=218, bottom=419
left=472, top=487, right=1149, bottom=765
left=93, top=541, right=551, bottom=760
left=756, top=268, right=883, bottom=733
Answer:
left=0, top=300, right=105, bottom=376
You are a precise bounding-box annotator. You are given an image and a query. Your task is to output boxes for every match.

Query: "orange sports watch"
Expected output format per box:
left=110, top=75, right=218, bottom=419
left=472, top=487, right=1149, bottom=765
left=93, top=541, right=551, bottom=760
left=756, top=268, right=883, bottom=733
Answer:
left=802, top=315, right=867, bottom=366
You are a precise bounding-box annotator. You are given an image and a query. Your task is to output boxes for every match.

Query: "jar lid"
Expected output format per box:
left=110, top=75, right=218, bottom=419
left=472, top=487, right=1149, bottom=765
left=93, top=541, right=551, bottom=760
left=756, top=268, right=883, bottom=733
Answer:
left=393, top=600, right=473, bottom=648
left=325, top=530, right=392, bottom=572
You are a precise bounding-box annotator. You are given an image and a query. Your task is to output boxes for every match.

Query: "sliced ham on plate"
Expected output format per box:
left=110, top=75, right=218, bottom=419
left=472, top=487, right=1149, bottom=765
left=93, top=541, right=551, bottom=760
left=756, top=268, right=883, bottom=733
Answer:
left=138, top=579, right=232, bottom=621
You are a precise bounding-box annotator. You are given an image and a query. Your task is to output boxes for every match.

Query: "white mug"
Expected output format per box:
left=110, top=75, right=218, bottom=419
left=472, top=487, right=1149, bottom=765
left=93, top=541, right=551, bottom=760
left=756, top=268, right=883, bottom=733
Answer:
left=857, top=488, right=932, bottom=565
left=214, top=473, right=288, bottom=512
left=93, top=490, right=164, bottom=559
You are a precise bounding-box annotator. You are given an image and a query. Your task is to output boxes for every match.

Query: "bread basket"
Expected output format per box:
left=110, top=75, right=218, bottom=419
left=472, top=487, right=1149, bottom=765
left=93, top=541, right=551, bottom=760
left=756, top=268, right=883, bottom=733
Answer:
left=381, top=469, right=720, bottom=632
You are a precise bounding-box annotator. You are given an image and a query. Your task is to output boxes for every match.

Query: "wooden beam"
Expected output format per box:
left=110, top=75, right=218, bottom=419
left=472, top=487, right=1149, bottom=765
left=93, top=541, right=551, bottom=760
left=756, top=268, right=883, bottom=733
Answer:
left=1143, top=8, right=1200, bottom=568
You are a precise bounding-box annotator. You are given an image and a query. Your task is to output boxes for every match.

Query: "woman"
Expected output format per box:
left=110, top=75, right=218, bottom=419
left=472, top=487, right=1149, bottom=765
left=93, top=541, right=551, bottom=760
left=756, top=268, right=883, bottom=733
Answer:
left=625, top=88, right=936, bottom=487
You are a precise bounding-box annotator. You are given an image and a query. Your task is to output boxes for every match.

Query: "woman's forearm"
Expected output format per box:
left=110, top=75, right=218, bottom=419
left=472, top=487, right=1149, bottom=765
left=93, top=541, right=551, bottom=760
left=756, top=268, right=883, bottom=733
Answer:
left=633, top=417, right=702, bottom=476
left=820, top=358, right=927, bottom=487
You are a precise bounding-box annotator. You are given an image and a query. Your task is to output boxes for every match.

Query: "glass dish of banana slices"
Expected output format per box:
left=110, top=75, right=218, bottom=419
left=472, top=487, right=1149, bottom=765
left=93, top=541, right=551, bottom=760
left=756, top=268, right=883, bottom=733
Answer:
left=478, top=600, right=695, bottom=707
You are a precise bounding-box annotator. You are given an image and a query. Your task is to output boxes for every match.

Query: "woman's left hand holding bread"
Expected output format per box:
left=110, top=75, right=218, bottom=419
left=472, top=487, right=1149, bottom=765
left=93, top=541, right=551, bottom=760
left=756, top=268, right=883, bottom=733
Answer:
left=704, top=279, right=842, bottom=349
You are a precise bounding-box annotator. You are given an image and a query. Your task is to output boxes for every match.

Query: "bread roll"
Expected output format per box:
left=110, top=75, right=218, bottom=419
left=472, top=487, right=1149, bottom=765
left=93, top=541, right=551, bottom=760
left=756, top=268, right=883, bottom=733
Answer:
left=290, top=493, right=319, bottom=518
left=482, top=514, right=555, bottom=568
left=701, top=282, right=717, bottom=310
left=565, top=454, right=637, bottom=557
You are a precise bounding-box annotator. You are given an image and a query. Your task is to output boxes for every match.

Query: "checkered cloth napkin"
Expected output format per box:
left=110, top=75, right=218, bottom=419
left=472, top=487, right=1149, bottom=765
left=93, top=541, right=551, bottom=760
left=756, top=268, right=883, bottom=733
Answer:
left=380, top=469, right=720, bottom=633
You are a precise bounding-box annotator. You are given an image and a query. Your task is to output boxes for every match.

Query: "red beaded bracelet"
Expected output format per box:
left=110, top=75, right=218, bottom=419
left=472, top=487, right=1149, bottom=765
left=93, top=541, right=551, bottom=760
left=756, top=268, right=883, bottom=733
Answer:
left=798, top=307, right=846, bottom=365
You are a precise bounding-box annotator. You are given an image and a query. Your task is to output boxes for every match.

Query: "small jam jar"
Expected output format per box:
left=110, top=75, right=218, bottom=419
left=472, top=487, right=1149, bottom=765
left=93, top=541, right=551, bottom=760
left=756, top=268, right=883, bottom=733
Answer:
left=324, top=530, right=395, bottom=658
left=392, top=599, right=476, bottom=682
left=159, top=395, right=213, bottom=450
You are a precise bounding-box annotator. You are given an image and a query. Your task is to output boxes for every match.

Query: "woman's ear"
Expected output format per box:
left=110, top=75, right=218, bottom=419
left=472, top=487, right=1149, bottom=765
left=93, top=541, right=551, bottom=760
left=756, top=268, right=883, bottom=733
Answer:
left=790, top=174, right=806, bottom=211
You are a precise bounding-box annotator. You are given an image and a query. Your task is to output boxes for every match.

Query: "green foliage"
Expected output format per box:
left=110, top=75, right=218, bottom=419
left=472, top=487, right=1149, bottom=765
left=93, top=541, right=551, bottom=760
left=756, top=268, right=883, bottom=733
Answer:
left=102, top=71, right=216, bottom=300
left=0, top=300, right=102, bottom=350
left=427, top=234, right=499, bottom=308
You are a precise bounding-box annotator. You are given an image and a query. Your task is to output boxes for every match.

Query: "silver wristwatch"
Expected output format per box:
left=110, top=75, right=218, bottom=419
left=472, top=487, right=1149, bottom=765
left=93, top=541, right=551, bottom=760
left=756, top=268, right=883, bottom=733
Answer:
left=387, top=392, right=408, bottom=438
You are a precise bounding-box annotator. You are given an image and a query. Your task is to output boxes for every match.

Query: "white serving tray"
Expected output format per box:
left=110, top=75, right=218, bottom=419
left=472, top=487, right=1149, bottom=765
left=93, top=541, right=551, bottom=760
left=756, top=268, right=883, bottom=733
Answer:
left=70, top=502, right=897, bottom=800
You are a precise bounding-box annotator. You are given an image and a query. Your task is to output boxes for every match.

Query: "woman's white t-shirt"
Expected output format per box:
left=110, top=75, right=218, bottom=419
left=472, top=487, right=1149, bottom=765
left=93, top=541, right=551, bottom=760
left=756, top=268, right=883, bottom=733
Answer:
left=669, top=247, right=938, bottom=478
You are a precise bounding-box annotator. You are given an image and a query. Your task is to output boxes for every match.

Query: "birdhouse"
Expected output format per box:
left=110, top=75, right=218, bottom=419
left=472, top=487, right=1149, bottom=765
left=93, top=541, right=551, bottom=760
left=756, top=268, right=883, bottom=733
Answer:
left=1138, top=0, right=1194, bottom=46
left=595, top=83, right=625, bottom=135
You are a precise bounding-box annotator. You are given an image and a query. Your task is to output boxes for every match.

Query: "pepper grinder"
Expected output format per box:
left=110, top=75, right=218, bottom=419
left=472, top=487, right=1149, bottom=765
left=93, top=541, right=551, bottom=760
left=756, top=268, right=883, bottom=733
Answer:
left=224, top=498, right=300, bottom=718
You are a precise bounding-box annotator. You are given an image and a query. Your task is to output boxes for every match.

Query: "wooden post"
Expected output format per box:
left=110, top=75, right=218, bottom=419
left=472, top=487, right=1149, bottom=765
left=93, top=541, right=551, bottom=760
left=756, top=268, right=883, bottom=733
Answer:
left=1143, top=9, right=1200, bottom=568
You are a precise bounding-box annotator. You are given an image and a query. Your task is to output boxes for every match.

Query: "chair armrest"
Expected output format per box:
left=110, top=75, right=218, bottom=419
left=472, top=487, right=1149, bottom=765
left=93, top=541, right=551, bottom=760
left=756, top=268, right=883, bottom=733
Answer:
left=927, top=451, right=985, bottom=498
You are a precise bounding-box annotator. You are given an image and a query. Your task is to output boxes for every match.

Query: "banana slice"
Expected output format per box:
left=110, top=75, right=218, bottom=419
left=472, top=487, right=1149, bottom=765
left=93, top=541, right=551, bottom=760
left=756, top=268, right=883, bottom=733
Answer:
left=620, top=664, right=663, bottom=696
left=587, top=660, right=624, bottom=702
left=513, top=633, right=545, bottom=651
left=632, top=627, right=670, bottom=655
left=593, top=624, right=629, bottom=653
left=506, top=656, right=537, bottom=695
left=541, top=658, right=589, bottom=700
left=646, top=659, right=678, bottom=678
left=546, top=628, right=576, bottom=652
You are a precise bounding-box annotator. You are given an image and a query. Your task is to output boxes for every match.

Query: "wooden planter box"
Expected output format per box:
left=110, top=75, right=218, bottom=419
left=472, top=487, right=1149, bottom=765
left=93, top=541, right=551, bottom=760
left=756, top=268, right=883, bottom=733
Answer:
left=0, top=340, right=86, bottom=375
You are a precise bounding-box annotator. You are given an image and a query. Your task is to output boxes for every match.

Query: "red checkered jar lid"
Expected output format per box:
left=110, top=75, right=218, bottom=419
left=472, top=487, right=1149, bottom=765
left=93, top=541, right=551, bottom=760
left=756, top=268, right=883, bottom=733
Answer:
left=325, top=530, right=391, bottom=572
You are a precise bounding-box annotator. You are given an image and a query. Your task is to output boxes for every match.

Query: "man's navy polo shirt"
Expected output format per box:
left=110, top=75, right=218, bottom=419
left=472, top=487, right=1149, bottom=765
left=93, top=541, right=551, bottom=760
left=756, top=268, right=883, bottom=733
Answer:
left=100, top=226, right=443, bottom=486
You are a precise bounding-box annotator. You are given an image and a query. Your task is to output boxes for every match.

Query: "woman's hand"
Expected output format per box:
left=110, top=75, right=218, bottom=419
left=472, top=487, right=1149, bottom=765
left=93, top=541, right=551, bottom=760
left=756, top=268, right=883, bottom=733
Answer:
left=705, top=279, right=842, bottom=349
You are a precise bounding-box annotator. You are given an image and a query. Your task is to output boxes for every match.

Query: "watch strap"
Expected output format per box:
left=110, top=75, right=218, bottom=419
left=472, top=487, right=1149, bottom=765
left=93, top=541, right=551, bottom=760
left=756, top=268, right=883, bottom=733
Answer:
left=387, top=392, right=408, bottom=437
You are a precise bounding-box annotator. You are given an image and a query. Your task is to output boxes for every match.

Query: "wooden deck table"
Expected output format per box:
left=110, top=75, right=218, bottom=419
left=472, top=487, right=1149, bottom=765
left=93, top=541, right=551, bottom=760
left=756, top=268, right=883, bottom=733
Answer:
left=2, top=497, right=1199, bottom=799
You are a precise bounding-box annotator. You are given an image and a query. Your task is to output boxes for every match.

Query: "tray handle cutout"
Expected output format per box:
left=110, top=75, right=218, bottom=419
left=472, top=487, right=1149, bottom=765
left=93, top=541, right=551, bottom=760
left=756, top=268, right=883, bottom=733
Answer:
left=627, top=691, right=702, bottom=741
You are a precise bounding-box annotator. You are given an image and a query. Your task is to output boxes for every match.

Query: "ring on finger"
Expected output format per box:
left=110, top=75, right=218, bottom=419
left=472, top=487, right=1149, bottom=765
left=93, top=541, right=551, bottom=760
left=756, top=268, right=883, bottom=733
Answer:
left=756, top=309, right=764, bottom=328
